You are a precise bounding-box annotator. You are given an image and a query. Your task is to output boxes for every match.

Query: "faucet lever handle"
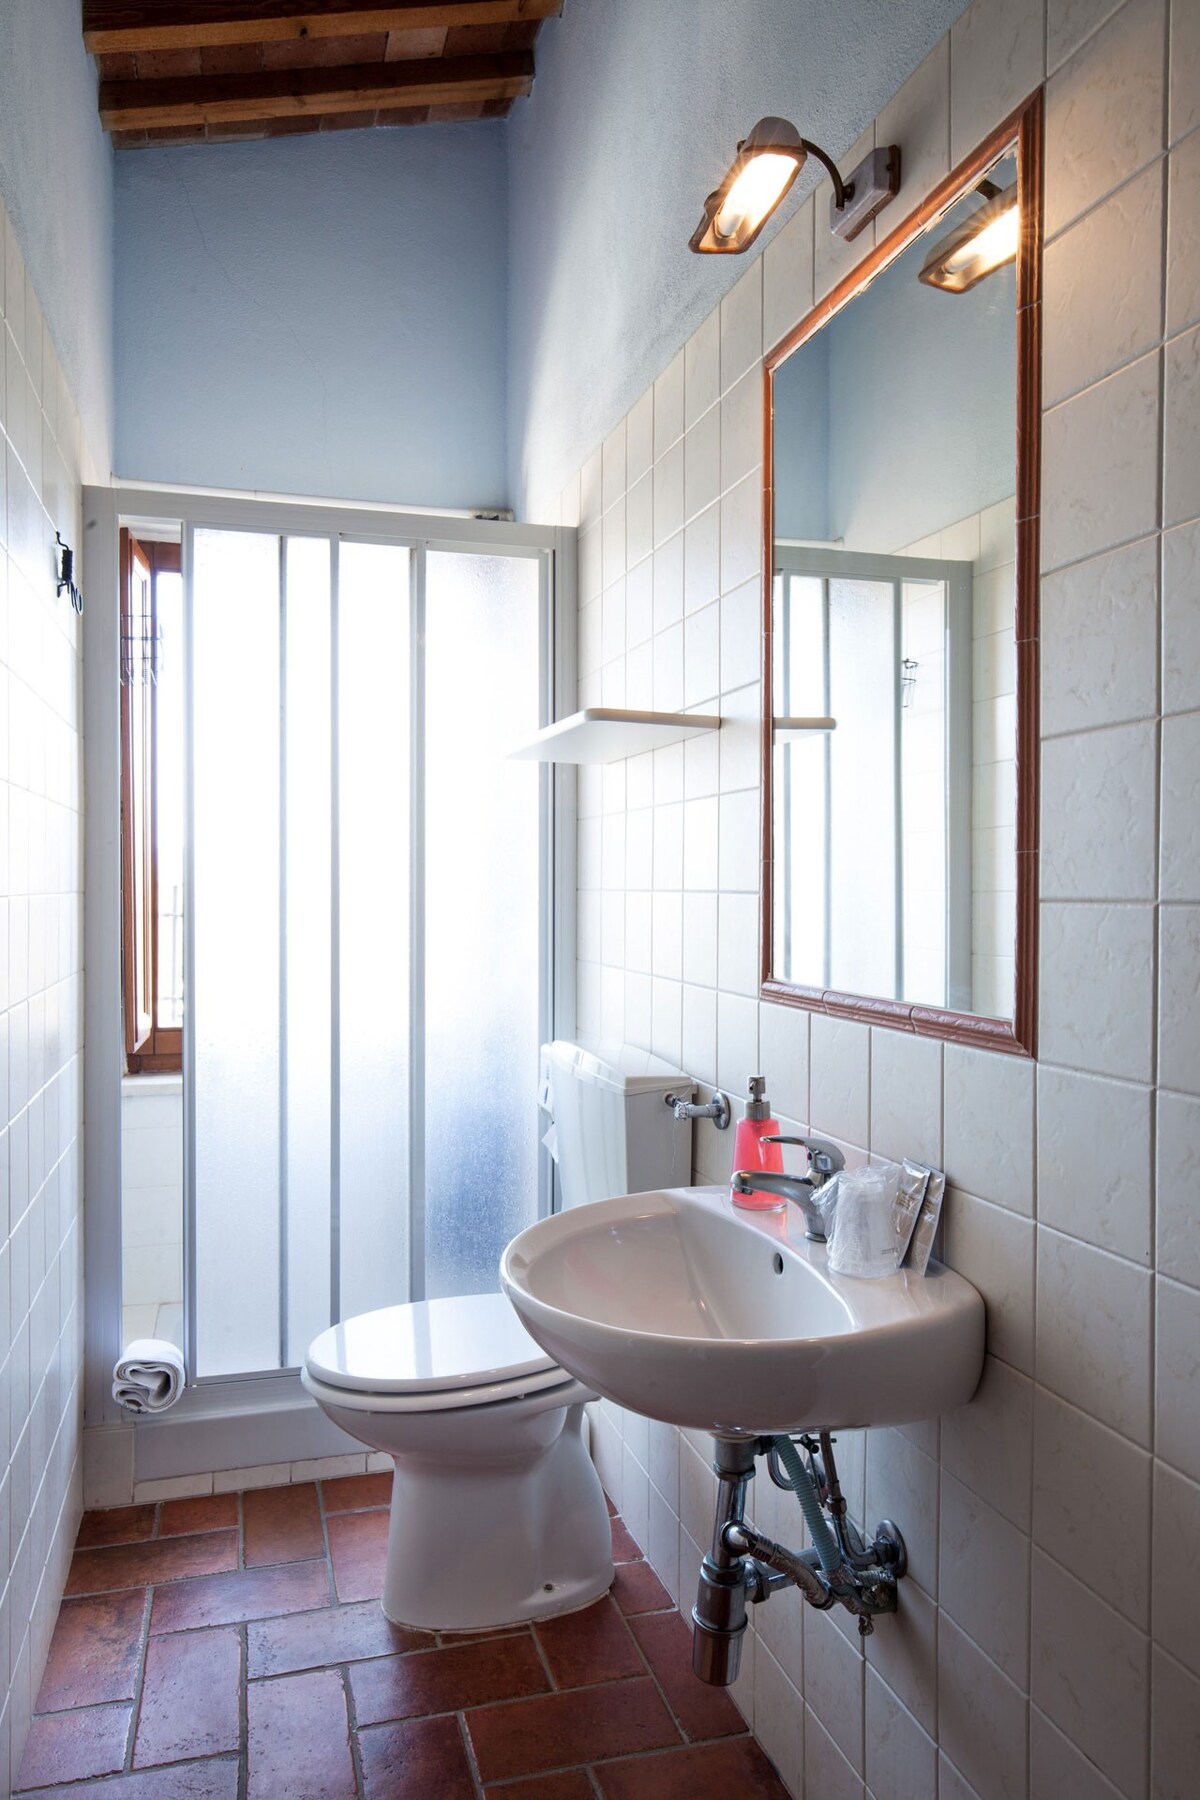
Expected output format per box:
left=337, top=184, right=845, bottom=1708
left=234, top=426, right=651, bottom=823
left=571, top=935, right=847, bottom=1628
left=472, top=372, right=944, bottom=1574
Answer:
left=763, top=1134, right=846, bottom=1177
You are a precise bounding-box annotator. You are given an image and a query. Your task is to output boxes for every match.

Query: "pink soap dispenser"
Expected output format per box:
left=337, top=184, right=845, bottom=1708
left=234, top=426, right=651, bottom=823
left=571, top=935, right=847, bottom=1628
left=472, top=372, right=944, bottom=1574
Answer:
left=731, top=1075, right=785, bottom=1211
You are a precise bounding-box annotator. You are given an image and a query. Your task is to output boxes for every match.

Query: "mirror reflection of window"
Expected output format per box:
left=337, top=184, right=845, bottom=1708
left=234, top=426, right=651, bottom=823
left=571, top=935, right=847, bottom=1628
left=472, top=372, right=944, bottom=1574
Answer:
left=769, top=149, right=1019, bottom=1023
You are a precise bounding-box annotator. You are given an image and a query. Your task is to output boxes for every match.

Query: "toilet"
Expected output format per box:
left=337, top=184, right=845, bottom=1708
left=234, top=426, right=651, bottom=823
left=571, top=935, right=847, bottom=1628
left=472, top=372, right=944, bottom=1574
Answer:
left=302, top=1039, right=694, bottom=1631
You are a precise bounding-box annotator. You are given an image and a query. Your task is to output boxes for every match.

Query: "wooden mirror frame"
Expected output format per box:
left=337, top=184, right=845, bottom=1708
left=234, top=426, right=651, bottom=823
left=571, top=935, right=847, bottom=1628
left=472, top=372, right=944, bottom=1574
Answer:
left=760, top=90, right=1042, bottom=1058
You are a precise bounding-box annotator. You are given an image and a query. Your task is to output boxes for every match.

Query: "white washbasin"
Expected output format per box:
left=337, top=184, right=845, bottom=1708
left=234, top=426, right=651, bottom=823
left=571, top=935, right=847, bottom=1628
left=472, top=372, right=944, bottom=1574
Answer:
left=501, top=1185, right=985, bottom=1437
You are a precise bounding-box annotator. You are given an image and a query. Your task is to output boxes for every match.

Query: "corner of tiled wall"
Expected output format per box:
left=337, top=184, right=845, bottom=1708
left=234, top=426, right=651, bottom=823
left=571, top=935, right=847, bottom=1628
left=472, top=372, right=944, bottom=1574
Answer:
left=555, top=0, right=1200, bottom=1794
left=0, top=198, right=90, bottom=1792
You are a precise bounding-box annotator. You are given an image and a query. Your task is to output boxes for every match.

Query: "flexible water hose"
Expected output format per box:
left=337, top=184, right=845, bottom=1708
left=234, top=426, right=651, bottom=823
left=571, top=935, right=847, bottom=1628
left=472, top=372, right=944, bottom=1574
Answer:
left=771, top=1434, right=844, bottom=1577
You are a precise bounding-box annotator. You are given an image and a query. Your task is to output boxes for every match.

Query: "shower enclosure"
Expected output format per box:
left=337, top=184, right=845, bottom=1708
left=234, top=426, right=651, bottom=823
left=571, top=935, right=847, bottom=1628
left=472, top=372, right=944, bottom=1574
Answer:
left=84, top=490, right=574, bottom=1458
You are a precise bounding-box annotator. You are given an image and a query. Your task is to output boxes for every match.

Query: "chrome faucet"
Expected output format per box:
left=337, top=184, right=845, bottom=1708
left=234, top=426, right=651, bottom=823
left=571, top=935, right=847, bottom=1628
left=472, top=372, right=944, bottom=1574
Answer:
left=731, top=1135, right=845, bottom=1241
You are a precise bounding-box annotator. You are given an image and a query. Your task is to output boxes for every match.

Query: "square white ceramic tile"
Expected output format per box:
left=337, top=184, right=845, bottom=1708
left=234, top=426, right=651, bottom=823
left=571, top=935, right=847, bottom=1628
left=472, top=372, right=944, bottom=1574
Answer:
left=1038, top=901, right=1155, bottom=1082
left=941, top=1354, right=1034, bottom=1531
left=943, top=1187, right=1036, bottom=1374
left=601, top=417, right=625, bottom=513
left=868, top=1029, right=942, bottom=1168
left=1042, top=721, right=1158, bottom=902
left=682, top=794, right=718, bottom=892
left=1157, top=1089, right=1200, bottom=1289
left=1156, top=1275, right=1200, bottom=1484
left=1030, top=1549, right=1149, bottom=1797
left=653, top=439, right=685, bottom=548
left=682, top=890, right=718, bottom=988
left=1152, top=1462, right=1200, bottom=1684
left=683, top=403, right=720, bottom=527
left=1159, top=904, right=1200, bottom=1095
left=803, top=1599, right=863, bottom=1773
left=625, top=472, right=653, bottom=574
left=1037, top=1065, right=1152, bottom=1263
left=1040, top=534, right=1159, bottom=736
left=865, top=1665, right=937, bottom=1800
left=653, top=531, right=684, bottom=635
left=719, top=576, right=761, bottom=696
left=1040, top=354, right=1161, bottom=574
left=1037, top=1226, right=1153, bottom=1445
left=1151, top=1646, right=1200, bottom=1800
left=880, top=38, right=950, bottom=214
left=942, top=1042, right=1033, bottom=1214
left=950, top=0, right=1045, bottom=166
left=1161, top=712, right=1200, bottom=901
left=753, top=1642, right=804, bottom=1797
left=863, top=1572, right=937, bottom=1740
left=654, top=350, right=685, bottom=460
left=716, top=891, right=758, bottom=998
left=1043, top=163, right=1164, bottom=408
left=683, top=503, right=720, bottom=617
left=717, top=790, right=759, bottom=893
left=763, top=195, right=814, bottom=354
left=1163, top=519, right=1200, bottom=714
left=1166, top=127, right=1200, bottom=337
left=720, top=260, right=762, bottom=396
left=866, top=1427, right=939, bottom=1598
left=1032, top=1385, right=1151, bottom=1627
left=720, top=366, right=762, bottom=496
left=1044, top=0, right=1166, bottom=239
left=939, top=1470, right=1030, bottom=1684
left=719, top=469, right=761, bottom=595
left=681, top=984, right=717, bottom=1089
left=1164, top=322, right=1200, bottom=530
left=626, top=386, right=654, bottom=487
left=685, top=310, right=720, bottom=430
left=683, top=600, right=720, bottom=708
left=1047, top=0, right=1124, bottom=70
left=758, top=1001, right=809, bottom=1126
left=809, top=1015, right=869, bottom=1149
left=937, top=1614, right=1028, bottom=1800
left=715, top=991, right=759, bottom=1098
left=1030, top=1706, right=1126, bottom=1800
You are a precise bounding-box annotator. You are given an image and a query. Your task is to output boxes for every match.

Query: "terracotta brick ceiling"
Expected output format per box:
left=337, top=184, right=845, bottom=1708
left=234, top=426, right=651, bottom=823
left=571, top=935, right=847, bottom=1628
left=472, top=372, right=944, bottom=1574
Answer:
left=83, top=2, right=561, bottom=148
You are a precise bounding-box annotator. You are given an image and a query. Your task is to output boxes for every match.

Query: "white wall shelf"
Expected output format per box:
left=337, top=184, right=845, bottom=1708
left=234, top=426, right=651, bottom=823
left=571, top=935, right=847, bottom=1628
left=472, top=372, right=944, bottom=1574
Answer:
left=510, top=707, right=722, bottom=764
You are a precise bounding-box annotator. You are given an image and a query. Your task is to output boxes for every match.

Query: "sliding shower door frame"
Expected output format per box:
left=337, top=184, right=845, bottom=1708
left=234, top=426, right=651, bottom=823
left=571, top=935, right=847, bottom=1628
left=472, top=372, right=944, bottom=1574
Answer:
left=83, top=486, right=577, bottom=1475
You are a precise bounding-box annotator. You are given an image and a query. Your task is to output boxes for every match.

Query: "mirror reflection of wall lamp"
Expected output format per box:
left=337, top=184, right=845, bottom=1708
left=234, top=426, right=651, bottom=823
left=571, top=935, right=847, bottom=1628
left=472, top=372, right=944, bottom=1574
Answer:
left=690, top=116, right=900, bottom=254
left=919, top=180, right=1019, bottom=292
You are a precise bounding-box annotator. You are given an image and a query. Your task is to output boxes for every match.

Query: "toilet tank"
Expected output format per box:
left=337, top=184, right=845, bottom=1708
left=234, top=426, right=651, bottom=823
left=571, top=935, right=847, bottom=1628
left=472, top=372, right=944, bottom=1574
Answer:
left=542, top=1039, right=694, bottom=1211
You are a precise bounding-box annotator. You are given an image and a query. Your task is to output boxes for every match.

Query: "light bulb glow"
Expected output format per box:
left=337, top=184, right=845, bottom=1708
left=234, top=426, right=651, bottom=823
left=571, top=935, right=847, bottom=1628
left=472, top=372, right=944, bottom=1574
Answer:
left=943, top=201, right=1018, bottom=277
left=714, top=152, right=798, bottom=242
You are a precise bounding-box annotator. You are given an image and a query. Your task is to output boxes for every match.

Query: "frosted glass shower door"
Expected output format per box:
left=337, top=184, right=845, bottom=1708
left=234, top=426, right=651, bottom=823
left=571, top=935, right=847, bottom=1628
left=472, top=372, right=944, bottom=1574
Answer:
left=188, top=524, right=547, bottom=1380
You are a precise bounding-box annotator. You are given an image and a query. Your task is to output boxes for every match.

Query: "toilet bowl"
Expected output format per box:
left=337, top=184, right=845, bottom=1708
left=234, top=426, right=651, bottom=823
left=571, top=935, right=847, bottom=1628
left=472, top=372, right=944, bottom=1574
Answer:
left=302, top=1291, right=613, bottom=1631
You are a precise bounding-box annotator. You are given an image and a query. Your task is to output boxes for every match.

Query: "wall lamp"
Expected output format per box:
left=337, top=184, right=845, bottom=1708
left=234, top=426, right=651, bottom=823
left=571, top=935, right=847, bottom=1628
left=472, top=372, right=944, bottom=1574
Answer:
left=919, top=179, right=1019, bottom=293
left=689, top=116, right=900, bottom=255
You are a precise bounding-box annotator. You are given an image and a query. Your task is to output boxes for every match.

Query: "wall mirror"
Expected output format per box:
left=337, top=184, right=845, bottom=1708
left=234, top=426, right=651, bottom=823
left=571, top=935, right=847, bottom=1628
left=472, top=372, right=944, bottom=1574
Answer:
left=762, top=95, right=1041, bottom=1056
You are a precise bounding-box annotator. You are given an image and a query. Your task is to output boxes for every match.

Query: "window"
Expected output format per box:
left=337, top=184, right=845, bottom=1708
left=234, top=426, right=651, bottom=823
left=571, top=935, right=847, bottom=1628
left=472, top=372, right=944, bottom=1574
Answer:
left=121, top=530, right=184, bottom=1072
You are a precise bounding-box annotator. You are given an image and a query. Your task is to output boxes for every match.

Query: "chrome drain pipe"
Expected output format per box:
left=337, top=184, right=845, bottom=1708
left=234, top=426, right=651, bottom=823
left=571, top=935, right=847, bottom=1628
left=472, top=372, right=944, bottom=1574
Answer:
left=692, top=1433, right=909, bottom=1686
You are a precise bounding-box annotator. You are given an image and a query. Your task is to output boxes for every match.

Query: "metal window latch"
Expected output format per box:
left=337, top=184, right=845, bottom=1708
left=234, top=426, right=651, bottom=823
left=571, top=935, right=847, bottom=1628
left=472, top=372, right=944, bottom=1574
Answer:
left=665, top=1091, right=731, bottom=1131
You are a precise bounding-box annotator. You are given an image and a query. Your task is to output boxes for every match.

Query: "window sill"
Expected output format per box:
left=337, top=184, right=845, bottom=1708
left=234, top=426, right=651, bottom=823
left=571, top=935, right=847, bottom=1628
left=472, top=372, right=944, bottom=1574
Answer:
left=122, top=1071, right=183, bottom=1098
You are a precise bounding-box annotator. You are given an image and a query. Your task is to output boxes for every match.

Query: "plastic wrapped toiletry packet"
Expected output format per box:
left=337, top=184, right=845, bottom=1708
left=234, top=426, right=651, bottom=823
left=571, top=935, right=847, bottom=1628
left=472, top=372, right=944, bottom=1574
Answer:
left=827, top=1162, right=903, bottom=1279
left=893, top=1160, right=931, bottom=1263
left=903, top=1168, right=946, bottom=1275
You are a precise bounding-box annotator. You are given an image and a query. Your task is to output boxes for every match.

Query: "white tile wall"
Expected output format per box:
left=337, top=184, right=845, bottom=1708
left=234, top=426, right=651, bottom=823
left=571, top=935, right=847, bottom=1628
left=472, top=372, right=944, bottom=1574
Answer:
left=535, top=0, right=1200, bottom=1793
left=0, top=200, right=88, bottom=1791
left=120, top=1076, right=183, bottom=1345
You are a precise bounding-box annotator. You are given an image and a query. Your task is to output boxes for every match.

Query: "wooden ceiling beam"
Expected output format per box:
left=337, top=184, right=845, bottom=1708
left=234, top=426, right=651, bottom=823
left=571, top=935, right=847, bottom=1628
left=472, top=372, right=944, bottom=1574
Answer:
left=98, top=49, right=534, bottom=129
left=84, top=2, right=560, bottom=54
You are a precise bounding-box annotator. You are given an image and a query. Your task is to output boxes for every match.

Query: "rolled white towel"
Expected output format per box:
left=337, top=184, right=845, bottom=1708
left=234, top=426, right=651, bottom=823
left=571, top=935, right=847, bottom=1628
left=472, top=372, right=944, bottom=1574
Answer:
left=113, top=1339, right=186, bottom=1415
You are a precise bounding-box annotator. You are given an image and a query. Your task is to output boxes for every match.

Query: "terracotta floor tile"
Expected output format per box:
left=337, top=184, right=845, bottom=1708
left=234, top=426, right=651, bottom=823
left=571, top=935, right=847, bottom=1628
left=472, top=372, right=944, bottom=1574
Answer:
left=357, top=1715, right=477, bottom=1800
left=150, top=1559, right=331, bottom=1634
left=628, top=1613, right=744, bottom=1742
left=351, top=1633, right=549, bottom=1727
left=243, top=1482, right=324, bottom=1567
left=466, top=1677, right=680, bottom=1783
left=159, top=1494, right=239, bottom=1538
left=327, top=1508, right=390, bottom=1604
left=610, top=1519, right=643, bottom=1564
left=14, top=1758, right=240, bottom=1799
left=36, top=1590, right=147, bottom=1711
left=134, top=1626, right=241, bottom=1766
left=247, top=1668, right=356, bottom=1800
left=16, top=1703, right=131, bottom=1790
left=594, top=1736, right=788, bottom=1797
left=483, top=1774, right=595, bottom=1798
left=67, top=1531, right=239, bottom=1597
left=75, top=1508, right=156, bottom=1551
left=611, top=1561, right=671, bottom=1617
left=321, top=1472, right=391, bottom=1513
left=247, top=1600, right=431, bottom=1679
left=534, top=1597, right=643, bottom=1689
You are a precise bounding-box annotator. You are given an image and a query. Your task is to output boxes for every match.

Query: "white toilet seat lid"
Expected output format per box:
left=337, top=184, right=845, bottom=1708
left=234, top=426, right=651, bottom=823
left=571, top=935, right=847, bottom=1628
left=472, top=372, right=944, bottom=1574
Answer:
left=305, top=1292, right=559, bottom=1396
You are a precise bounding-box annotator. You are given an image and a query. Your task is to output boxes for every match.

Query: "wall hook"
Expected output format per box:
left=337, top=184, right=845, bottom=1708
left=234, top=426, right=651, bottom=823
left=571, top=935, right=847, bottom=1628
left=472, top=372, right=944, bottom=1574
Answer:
left=56, top=533, right=84, bottom=615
